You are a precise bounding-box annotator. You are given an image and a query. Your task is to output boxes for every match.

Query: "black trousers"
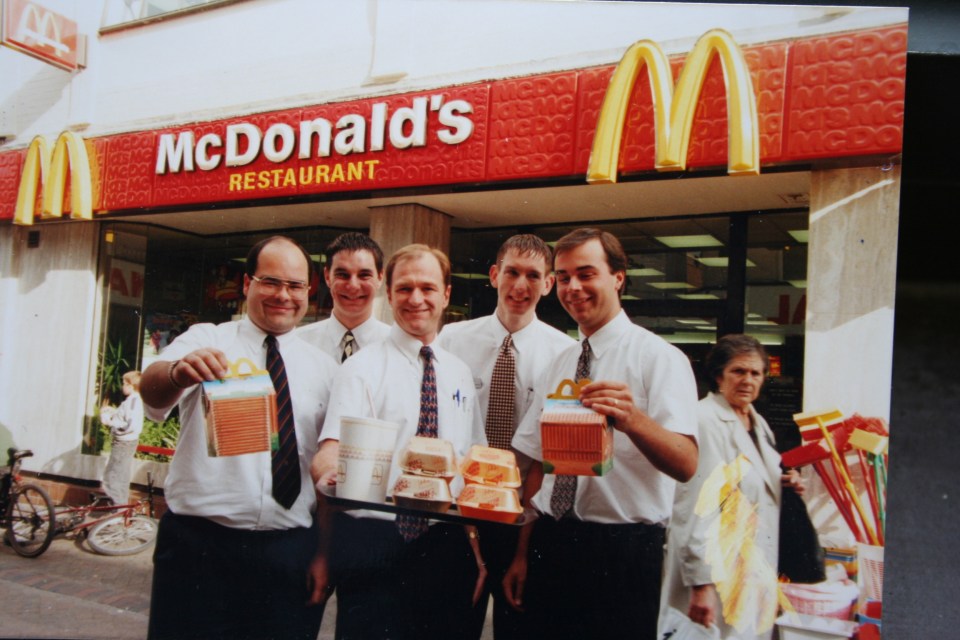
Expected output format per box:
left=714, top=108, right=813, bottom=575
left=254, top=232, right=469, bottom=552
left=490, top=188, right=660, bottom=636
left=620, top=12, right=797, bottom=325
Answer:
left=330, top=512, right=479, bottom=640
left=147, top=511, right=325, bottom=640
left=468, top=522, right=527, bottom=639
left=523, top=516, right=666, bottom=640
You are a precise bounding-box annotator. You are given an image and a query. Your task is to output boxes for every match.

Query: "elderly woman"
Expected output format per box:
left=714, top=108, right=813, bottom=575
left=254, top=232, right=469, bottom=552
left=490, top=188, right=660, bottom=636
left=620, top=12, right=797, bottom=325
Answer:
left=659, top=335, right=802, bottom=640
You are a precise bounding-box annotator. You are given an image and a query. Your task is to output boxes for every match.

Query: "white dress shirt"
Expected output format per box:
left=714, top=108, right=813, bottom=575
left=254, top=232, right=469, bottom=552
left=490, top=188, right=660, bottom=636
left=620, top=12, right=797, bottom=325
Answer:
left=296, top=314, right=391, bottom=362
left=321, top=324, right=487, bottom=521
left=438, top=314, right=575, bottom=435
left=512, top=310, right=699, bottom=525
left=147, top=317, right=338, bottom=530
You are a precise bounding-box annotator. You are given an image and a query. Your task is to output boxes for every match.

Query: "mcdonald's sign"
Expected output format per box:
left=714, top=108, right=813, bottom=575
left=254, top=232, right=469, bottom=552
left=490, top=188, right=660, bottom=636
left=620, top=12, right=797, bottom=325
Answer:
left=1, top=0, right=80, bottom=71
left=587, top=29, right=759, bottom=183
left=14, top=132, right=94, bottom=226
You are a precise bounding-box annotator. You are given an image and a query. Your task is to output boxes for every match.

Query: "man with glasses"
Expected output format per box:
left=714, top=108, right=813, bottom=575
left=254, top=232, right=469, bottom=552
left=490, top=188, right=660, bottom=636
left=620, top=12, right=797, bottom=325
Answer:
left=298, top=232, right=390, bottom=362
left=140, top=236, right=338, bottom=640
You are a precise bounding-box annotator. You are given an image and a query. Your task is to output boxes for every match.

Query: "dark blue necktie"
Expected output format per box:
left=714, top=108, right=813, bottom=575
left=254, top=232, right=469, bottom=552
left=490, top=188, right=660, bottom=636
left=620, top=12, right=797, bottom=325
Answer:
left=266, top=335, right=300, bottom=510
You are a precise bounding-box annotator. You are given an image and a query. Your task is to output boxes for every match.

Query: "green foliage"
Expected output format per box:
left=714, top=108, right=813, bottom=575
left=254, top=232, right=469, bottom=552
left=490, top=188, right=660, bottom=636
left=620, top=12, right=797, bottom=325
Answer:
left=134, top=416, right=181, bottom=462
left=98, top=339, right=130, bottom=404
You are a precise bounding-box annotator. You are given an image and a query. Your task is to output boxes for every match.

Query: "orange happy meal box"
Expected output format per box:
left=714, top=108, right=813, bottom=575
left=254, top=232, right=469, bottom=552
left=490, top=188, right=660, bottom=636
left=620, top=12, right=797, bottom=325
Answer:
left=540, top=379, right=613, bottom=476
left=201, top=358, right=279, bottom=457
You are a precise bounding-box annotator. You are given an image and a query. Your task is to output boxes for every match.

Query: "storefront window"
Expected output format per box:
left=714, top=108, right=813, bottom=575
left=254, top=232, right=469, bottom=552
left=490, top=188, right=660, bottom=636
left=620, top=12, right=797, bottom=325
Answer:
left=449, top=208, right=808, bottom=425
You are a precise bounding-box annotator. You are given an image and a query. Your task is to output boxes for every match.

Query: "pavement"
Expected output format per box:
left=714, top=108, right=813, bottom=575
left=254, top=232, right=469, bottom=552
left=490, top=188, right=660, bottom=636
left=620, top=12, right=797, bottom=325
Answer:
left=0, top=526, right=494, bottom=639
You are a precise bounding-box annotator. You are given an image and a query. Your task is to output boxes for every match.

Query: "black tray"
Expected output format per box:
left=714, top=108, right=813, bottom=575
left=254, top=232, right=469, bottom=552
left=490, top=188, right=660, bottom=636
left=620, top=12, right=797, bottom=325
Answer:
left=318, top=484, right=536, bottom=527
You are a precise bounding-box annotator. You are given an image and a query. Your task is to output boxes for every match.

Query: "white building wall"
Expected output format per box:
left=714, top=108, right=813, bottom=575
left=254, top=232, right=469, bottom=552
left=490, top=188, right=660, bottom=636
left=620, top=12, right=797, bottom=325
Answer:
left=1, top=0, right=907, bottom=144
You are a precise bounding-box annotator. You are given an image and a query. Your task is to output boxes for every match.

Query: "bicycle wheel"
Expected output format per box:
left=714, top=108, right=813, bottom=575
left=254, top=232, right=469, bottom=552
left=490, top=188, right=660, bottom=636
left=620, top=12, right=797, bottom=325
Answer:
left=4, top=483, right=55, bottom=558
left=87, top=514, right=158, bottom=556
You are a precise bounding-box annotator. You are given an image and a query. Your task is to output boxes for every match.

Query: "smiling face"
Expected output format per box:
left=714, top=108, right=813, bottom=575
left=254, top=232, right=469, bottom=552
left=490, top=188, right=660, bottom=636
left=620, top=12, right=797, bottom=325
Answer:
left=387, top=252, right=450, bottom=344
left=324, top=249, right=383, bottom=329
left=243, top=239, right=310, bottom=336
left=554, top=238, right=624, bottom=337
left=491, top=248, right=554, bottom=330
left=717, top=352, right=766, bottom=412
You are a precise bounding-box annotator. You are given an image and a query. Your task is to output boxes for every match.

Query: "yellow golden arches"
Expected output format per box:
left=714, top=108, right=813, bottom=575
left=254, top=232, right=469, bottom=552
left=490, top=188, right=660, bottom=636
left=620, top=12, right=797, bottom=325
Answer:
left=14, top=132, right=93, bottom=225
left=587, top=28, right=760, bottom=184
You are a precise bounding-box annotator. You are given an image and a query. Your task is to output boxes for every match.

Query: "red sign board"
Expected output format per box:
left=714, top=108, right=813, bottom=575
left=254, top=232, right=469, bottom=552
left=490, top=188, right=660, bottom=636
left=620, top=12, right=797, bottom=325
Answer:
left=2, top=0, right=79, bottom=71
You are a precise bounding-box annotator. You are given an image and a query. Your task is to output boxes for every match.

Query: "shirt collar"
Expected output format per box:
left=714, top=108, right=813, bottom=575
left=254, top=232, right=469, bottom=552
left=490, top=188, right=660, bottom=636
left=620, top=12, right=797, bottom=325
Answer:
left=490, top=313, right=540, bottom=354
left=389, top=323, right=437, bottom=365
left=578, top=309, right=630, bottom=360
left=239, top=316, right=297, bottom=347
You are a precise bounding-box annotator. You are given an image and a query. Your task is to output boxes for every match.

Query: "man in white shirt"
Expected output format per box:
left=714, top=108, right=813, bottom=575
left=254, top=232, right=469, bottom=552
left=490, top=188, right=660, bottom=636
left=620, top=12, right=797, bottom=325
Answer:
left=504, top=228, right=700, bottom=639
left=297, top=232, right=390, bottom=361
left=140, top=236, right=338, bottom=640
left=438, top=234, right=574, bottom=639
left=310, top=244, right=487, bottom=639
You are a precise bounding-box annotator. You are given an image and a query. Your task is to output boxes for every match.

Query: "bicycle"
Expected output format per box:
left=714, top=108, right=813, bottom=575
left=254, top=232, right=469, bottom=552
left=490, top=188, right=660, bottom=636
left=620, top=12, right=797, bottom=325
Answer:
left=52, top=473, right=159, bottom=556
left=0, top=448, right=56, bottom=558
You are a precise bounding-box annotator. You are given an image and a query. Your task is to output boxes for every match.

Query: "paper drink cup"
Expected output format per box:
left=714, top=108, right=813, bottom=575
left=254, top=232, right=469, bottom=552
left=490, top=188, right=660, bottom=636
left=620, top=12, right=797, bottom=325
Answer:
left=337, top=416, right=400, bottom=502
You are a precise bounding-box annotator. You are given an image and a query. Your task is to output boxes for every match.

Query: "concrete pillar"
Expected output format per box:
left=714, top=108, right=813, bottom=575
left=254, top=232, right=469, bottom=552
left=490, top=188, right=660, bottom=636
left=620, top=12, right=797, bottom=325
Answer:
left=803, top=163, right=901, bottom=546
left=368, top=203, right=452, bottom=323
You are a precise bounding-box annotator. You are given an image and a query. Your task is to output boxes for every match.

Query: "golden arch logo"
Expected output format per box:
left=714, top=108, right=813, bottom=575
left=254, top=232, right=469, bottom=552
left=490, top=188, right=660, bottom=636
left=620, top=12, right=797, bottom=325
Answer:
left=587, top=29, right=759, bottom=183
left=14, top=132, right=93, bottom=226
left=15, top=2, right=68, bottom=59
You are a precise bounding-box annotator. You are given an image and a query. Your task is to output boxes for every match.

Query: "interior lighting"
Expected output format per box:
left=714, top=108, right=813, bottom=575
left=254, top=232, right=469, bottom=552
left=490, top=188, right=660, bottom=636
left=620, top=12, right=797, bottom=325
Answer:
left=655, top=235, right=723, bottom=248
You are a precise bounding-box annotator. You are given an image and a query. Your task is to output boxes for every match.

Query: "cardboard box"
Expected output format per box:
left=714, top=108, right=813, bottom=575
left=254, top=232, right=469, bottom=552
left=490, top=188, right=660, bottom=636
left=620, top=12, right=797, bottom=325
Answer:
left=540, top=379, right=613, bottom=476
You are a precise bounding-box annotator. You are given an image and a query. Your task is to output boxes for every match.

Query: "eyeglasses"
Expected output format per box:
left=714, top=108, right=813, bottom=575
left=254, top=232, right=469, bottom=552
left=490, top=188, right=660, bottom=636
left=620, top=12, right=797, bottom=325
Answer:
left=250, top=275, right=310, bottom=297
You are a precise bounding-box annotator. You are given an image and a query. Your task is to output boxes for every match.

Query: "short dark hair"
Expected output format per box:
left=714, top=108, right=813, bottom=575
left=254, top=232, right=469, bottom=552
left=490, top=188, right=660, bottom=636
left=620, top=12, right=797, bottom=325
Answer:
left=496, top=234, right=553, bottom=270
left=386, top=244, right=451, bottom=288
left=553, top=228, right=628, bottom=275
left=245, top=236, right=313, bottom=281
left=704, top=334, right=769, bottom=392
left=324, top=232, right=384, bottom=273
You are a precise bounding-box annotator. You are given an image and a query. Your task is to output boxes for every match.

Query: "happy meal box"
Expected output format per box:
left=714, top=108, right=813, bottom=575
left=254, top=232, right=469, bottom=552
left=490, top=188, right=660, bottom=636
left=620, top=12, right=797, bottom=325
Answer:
left=201, top=358, right=278, bottom=457
left=540, top=379, right=613, bottom=476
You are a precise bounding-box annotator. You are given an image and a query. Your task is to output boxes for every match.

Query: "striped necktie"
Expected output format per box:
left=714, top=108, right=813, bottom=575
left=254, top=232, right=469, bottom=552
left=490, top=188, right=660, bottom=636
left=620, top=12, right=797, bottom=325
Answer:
left=341, top=330, right=356, bottom=362
left=550, top=338, right=591, bottom=519
left=266, top=335, right=301, bottom=510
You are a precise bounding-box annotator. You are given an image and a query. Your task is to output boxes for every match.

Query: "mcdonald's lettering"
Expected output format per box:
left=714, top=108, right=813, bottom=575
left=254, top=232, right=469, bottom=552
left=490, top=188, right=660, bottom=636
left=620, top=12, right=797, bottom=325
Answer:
left=14, top=132, right=94, bottom=226
left=587, top=29, right=759, bottom=183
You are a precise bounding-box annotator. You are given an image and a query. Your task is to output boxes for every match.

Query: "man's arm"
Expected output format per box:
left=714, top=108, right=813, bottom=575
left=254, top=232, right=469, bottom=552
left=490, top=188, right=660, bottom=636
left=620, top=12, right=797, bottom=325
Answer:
left=502, top=460, right=544, bottom=611
left=307, top=439, right=339, bottom=606
left=579, top=381, right=698, bottom=482
left=140, top=348, right=229, bottom=410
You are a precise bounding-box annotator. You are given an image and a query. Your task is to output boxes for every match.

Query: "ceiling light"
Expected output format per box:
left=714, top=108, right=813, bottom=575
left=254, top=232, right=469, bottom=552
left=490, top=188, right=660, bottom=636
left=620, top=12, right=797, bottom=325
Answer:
left=694, top=257, right=757, bottom=268
left=787, top=280, right=807, bottom=288
left=648, top=282, right=695, bottom=290
left=452, top=273, right=488, bottom=280
left=676, top=293, right=720, bottom=300
left=676, top=318, right=710, bottom=325
left=625, top=268, right=664, bottom=277
left=656, top=235, right=723, bottom=248
left=788, top=230, right=809, bottom=243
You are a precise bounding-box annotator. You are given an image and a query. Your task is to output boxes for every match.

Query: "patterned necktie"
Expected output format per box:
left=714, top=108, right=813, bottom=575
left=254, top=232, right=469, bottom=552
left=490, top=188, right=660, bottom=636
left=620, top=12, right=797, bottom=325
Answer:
left=550, top=338, right=591, bottom=519
left=485, top=334, right=516, bottom=450
left=341, top=330, right=356, bottom=363
left=397, top=346, right=438, bottom=541
left=266, top=335, right=301, bottom=510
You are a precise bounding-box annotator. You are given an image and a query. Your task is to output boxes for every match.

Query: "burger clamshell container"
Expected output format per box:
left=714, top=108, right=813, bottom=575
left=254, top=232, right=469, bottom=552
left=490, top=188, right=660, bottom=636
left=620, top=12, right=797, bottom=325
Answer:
left=398, top=436, right=458, bottom=482
left=539, top=378, right=614, bottom=476
left=460, top=445, right=522, bottom=488
left=456, top=484, right=523, bottom=524
left=391, top=474, right=453, bottom=513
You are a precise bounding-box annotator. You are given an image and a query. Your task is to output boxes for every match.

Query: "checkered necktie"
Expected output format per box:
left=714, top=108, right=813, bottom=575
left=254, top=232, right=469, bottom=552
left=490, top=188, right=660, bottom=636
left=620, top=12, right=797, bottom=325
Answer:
left=397, top=346, right=438, bottom=541
left=266, top=335, right=301, bottom=510
left=485, top=335, right=516, bottom=450
left=550, top=338, right=591, bottom=519
left=341, top=330, right=356, bottom=362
